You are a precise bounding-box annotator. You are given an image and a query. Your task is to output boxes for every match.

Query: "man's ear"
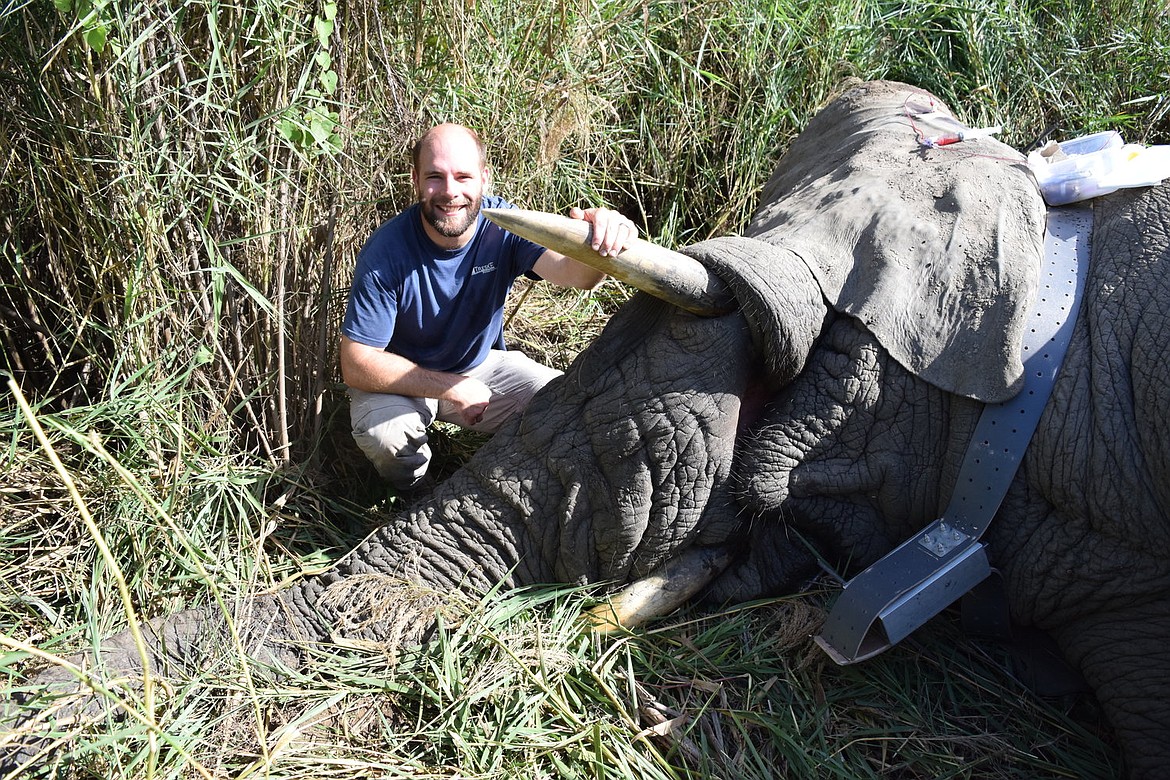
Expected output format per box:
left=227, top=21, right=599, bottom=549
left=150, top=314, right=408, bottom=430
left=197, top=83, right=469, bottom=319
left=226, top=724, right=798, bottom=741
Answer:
left=483, top=166, right=493, bottom=196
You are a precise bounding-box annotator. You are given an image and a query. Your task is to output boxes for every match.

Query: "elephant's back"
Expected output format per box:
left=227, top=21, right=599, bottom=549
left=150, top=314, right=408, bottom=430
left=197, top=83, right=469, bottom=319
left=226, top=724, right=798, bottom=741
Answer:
left=1081, top=183, right=1170, bottom=524
left=997, top=182, right=1170, bottom=625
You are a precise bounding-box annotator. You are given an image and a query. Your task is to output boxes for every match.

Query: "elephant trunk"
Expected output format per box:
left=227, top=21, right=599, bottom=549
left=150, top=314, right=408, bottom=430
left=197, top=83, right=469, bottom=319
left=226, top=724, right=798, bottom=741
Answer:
left=0, top=596, right=314, bottom=772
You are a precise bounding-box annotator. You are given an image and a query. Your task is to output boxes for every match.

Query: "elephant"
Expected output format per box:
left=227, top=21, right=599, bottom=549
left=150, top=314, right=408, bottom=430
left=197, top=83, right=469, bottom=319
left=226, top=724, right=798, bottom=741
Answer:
left=4, top=79, right=1168, bottom=778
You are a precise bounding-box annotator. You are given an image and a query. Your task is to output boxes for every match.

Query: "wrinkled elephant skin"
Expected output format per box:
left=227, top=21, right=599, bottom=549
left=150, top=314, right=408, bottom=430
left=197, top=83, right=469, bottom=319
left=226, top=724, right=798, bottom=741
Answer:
left=5, top=81, right=1170, bottom=779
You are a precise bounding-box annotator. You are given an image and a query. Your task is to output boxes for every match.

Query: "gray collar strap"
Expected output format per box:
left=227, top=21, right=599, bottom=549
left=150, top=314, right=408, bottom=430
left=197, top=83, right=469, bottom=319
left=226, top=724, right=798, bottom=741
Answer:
left=815, top=205, right=1093, bottom=665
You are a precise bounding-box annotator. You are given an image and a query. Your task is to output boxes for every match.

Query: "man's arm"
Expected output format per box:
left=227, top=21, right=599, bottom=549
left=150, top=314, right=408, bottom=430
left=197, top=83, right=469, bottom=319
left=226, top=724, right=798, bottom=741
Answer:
left=532, top=206, right=637, bottom=290
left=339, top=335, right=491, bottom=426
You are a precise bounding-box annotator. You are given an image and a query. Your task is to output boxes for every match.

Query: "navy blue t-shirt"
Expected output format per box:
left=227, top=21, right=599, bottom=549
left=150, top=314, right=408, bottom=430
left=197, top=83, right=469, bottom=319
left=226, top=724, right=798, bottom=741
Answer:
left=342, top=195, right=547, bottom=373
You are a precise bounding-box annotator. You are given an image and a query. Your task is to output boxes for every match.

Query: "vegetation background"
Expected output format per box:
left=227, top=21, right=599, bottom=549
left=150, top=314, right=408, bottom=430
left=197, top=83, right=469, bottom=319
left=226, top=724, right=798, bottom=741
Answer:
left=2, top=0, right=1168, bottom=776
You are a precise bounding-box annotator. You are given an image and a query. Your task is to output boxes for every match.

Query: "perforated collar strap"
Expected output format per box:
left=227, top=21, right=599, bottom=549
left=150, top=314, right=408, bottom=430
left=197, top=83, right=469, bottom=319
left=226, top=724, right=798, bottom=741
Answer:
left=815, top=205, right=1093, bottom=665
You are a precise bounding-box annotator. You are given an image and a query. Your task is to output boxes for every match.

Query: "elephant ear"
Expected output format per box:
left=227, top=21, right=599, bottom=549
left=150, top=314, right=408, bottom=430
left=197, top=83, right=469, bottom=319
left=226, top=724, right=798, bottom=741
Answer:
left=749, top=80, right=1047, bottom=402
left=682, top=236, right=829, bottom=391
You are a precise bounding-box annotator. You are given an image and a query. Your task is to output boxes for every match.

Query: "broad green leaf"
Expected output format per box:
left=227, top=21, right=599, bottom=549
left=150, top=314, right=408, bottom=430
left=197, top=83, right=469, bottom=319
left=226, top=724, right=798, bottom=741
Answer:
left=278, top=117, right=311, bottom=150
left=320, top=69, right=338, bottom=95
left=83, top=23, right=108, bottom=52
left=309, top=115, right=334, bottom=144
left=314, top=16, right=334, bottom=48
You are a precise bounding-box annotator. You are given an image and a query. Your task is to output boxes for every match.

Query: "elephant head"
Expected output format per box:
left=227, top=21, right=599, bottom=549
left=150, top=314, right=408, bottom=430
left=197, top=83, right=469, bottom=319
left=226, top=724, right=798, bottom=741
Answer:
left=6, top=80, right=1169, bottom=780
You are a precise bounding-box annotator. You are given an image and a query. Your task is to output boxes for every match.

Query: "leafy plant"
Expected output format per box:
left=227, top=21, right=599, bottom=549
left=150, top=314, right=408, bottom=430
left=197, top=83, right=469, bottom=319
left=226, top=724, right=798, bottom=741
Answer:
left=279, top=1, right=343, bottom=156
left=52, top=0, right=113, bottom=51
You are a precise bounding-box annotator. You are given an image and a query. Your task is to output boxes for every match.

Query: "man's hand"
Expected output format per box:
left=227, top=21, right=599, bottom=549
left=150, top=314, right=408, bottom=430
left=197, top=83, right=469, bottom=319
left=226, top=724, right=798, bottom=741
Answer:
left=532, top=206, right=635, bottom=290
left=444, top=375, right=493, bottom=426
left=570, top=206, right=637, bottom=258
left=341, top=336, right=492, bottom=426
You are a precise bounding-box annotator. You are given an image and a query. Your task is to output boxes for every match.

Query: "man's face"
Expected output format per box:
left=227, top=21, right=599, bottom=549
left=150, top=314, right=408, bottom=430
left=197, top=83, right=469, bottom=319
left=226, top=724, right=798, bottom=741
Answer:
left=411, top=128, right=490, bottom=247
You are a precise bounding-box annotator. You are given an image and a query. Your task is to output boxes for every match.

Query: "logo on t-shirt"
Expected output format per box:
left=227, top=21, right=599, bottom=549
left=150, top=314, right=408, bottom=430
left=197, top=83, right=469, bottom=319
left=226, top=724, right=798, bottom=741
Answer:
left=471, top=262, right=497, bottom=276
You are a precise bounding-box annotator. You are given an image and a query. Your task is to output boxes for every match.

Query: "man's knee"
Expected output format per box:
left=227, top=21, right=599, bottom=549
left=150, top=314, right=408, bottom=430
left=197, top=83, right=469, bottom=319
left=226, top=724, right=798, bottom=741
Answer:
left=352, top=425, right=431, bottom=488
left=349, top=390, right=435, bottom=488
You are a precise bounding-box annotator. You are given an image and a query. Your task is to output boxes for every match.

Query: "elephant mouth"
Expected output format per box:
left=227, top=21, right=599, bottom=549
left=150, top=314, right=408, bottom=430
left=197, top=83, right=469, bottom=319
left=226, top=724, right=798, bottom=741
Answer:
left=484, top=208, right=744, bottom=629
left=483, top=208, right=735, bottom=317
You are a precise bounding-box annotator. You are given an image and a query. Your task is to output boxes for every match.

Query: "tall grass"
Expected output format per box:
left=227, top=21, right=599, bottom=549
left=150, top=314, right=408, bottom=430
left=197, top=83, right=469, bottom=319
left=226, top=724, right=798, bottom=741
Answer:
left=2, top=0, right=1167, bottom=776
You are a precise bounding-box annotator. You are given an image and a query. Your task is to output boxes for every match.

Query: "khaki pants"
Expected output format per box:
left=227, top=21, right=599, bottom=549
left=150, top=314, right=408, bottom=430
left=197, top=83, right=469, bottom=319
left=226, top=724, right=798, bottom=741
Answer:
left=348, top=349, right=561, bottom=489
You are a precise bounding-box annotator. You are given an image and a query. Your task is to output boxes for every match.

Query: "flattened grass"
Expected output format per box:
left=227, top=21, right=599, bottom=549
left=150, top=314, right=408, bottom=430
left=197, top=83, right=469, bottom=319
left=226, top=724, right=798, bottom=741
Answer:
left=3, top=581, right=1118, bottom=777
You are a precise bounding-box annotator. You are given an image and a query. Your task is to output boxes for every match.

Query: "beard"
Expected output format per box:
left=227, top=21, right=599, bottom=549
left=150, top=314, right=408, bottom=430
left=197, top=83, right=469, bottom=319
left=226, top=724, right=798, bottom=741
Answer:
left=421, top=195, right=481, bottom=239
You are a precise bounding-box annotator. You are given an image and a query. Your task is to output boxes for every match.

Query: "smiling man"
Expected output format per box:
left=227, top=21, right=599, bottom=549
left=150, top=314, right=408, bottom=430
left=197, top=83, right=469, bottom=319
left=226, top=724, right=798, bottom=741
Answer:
left=340, top=123, right=636, bottom=490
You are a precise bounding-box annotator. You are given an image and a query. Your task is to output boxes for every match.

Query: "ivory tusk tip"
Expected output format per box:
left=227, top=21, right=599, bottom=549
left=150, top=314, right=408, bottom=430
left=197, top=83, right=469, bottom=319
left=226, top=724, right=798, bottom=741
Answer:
left=485, top=207, right=734, bottom=317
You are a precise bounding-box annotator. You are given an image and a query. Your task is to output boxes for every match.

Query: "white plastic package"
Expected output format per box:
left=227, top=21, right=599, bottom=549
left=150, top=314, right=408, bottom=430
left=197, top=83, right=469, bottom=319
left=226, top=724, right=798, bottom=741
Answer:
left=1028, top=130, right=1170, bottom=206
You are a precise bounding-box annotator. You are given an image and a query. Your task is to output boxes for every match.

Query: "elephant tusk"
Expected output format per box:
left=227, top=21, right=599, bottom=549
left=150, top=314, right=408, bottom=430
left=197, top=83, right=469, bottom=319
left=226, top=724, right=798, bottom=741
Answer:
left=583, top=545, right=737, bottom=633
left=483, top=208, right=735, bottom=317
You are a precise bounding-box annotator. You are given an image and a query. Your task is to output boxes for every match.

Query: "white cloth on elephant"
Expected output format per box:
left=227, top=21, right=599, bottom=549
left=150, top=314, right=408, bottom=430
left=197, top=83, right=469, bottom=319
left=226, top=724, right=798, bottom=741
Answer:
left=349, top=349, right=560, bottom=488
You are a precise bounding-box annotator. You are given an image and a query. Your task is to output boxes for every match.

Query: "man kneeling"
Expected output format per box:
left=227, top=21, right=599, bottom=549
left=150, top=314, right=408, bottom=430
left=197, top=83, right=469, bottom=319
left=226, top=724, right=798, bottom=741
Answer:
left=340, top=123, right=635, bottom=489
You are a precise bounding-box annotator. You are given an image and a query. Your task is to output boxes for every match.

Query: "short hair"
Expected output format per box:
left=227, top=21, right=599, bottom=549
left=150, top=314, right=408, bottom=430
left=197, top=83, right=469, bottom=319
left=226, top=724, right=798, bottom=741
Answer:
left=411, top=124, right=486, bottom=170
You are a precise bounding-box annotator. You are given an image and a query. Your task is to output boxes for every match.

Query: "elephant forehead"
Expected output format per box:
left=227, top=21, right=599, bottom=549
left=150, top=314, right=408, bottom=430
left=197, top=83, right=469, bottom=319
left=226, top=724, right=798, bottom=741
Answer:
left=748, top=80, right=1046, bottom=403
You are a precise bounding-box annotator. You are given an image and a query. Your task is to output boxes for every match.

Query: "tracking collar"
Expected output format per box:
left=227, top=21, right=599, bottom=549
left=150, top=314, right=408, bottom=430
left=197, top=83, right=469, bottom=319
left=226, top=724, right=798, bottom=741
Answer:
left=816, top=205, right=1093, bottom=665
